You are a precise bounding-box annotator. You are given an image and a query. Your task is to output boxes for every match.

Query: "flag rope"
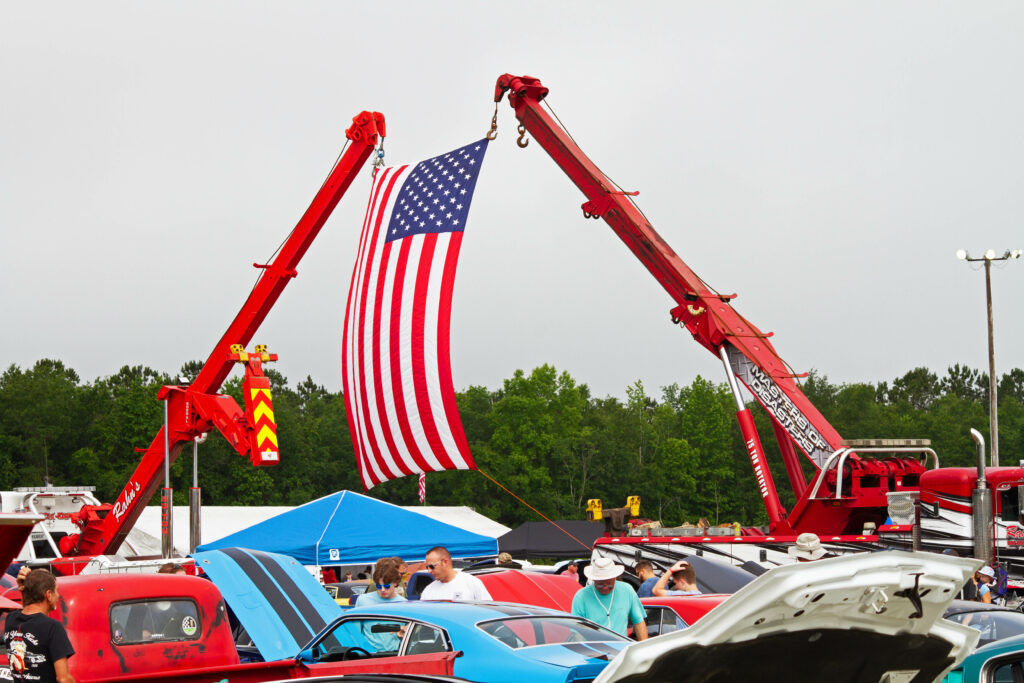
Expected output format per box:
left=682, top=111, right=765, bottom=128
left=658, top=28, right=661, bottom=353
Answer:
left=476, top=469, right=593, bottom=552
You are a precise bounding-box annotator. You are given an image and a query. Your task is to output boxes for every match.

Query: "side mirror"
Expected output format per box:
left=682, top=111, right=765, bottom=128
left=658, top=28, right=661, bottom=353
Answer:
left=295, top=645, right=319, bottom=663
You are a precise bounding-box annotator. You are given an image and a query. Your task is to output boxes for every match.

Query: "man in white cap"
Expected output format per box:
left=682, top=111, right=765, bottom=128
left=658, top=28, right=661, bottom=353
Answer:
left=570, top=557, right=648, bottom=640
left=975, top=566, right=996, bottom=603
left=789, top=532, right=827, bottom=562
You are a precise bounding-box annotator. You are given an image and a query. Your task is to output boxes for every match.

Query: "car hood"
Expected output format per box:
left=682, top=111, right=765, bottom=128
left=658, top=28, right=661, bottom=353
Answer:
left=595, top=551, right=981, bottom=683
left=194, top=547, right=343, bottom=661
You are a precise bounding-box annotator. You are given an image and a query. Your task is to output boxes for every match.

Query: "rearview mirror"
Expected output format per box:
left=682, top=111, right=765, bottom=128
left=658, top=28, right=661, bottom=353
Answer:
left=370, top=623, right=402, bottom=633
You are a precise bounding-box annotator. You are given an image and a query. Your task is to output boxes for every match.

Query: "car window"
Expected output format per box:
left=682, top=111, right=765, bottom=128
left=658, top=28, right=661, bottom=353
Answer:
left=320, top=617, right=408, bottom=657
left=945, top=611, right=1024, bottom=647
left=990, top=658, right=1024, bottom=683
left=110, top=599, right=201, bottom=645
left=404, top=623, right=449, bottom=655
left=478, top=617, right=627, bottom=649
left=644, top=606, right=687, bottom=637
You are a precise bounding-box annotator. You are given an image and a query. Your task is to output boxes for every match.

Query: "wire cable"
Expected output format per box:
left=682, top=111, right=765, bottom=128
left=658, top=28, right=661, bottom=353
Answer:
left=477, top=468, right=593, bottom=552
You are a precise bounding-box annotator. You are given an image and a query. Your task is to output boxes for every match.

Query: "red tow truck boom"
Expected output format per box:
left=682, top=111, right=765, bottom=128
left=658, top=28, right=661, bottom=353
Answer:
left=61, top=111, right=385, bottom=564
left=494, top=74, right=1024, bottom=572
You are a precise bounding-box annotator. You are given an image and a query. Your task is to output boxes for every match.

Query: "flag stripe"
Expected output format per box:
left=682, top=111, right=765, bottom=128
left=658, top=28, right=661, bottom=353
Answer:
left=389, top=235, right=437, bottom=474
left=354, top=167, right=407, bottom=485
left=356, top=167, right=405, bottom=484
left=422, top=233, right=466, bottom=466
left=369, top=236, right=414, bottom=479
left=343, top=168, right=389, bottom=486
left=409, top=233, right=457, bottom=471
left=436, top=234, right=473, bottom=461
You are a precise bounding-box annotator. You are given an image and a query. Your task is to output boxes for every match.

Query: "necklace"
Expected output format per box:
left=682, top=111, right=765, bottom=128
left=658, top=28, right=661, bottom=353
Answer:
left=592, top=585, right=615, bottom=627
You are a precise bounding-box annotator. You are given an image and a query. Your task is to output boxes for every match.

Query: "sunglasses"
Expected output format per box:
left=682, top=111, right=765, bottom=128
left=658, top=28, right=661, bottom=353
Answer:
left=377, top=583, right=394, bottom=590
left=426, top=560, right=445, bottom=570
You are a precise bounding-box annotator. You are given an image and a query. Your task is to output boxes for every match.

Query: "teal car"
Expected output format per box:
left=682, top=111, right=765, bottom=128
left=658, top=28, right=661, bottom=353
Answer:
left=943, top=633, right=1024, bottom=682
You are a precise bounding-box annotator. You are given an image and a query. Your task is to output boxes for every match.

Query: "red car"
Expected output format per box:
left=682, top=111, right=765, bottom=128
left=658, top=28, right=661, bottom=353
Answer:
left=475, top=569, right=583, bottom=612
left=638, top=595, right=729, bottom=637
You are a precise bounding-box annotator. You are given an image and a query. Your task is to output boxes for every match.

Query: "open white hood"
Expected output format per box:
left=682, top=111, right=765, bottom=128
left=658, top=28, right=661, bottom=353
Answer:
left=596, top=551, right=981, bottom=683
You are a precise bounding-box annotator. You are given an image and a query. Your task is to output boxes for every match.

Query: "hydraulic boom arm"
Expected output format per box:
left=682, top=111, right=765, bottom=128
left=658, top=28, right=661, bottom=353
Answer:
left=493, top=75, right=841, bottom=465
left=67, top=111, right=385, bottom=557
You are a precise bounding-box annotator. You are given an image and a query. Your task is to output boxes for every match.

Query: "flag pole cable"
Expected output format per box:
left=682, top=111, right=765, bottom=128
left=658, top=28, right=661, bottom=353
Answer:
left=476, top=469, right=592, bottom=552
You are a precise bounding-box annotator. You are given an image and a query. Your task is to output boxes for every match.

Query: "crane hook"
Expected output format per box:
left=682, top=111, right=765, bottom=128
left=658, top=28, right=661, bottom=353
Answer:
left=516, top=123, right=529, bottom=148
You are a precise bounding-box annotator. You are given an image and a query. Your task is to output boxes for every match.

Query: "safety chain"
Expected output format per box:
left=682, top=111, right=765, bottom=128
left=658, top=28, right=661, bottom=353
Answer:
left=485, top=104, right=499, bottom=140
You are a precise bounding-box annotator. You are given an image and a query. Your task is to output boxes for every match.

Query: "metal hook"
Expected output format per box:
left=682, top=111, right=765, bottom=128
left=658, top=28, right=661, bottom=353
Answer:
left=486, top=105, right=498, bottom=141
left=516, top=123, right=529, bottom=148
left=372, top=140, right=386, bottom=173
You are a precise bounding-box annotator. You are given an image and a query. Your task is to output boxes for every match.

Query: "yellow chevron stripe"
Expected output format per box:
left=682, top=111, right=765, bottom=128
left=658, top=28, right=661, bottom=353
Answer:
left=250, top=387, right=272, bottom=402
left=252, top=403, right=275, bottom=424
left=257, top=425, right=279, bottom=447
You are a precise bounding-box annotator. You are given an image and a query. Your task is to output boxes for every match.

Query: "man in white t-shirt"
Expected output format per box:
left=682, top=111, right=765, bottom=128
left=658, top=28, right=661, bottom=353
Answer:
left=419, top=546, right=492, bottom=601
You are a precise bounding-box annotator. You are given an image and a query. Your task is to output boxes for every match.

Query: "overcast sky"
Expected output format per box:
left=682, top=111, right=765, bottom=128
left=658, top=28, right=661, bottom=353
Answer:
left=3, top=2, right=1023, bottom=402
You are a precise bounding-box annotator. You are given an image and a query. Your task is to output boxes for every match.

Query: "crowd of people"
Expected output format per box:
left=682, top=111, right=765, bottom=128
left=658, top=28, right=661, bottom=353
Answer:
left=1, top=533, right=1013, bottom=681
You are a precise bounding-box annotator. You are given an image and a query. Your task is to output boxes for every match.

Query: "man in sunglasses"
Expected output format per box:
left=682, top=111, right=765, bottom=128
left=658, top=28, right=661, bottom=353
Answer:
left=359, top=563, right=407, bottom=606
left=357, top=562, right=407, bottom=651
left=420, top=546, right=492, bottom=601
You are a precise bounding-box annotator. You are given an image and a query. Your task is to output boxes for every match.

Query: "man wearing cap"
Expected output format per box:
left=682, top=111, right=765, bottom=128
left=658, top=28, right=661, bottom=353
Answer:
left=975, top=566, right=996, bottom=603
left=789, top=532, right=827, bottom=562
left=571, top=558, right=648, bottom=640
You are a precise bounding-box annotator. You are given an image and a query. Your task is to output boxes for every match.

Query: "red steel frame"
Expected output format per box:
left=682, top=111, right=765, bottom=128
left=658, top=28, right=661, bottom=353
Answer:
left=64, top=111, right=385, bottom=559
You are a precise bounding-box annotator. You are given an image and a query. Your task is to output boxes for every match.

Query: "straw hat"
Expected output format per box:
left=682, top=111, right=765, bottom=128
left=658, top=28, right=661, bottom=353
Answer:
left=788, top=532, right=826, bottom=561
left=584, top=557, right=625, bottom=581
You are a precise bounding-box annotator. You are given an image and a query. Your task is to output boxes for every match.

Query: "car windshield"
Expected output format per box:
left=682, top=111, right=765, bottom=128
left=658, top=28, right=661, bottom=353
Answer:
left=944, top=609, right=1024, bottom=646
left=477, top=616, right=627, bottom=649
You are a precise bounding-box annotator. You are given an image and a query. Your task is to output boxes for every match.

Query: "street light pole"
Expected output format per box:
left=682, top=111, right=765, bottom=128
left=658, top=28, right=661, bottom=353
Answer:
left=956, top=248, right=1022, bottom=467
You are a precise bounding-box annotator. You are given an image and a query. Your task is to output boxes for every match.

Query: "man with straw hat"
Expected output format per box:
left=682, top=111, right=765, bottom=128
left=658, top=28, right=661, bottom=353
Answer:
left=570, top=557, right=648, bottom=640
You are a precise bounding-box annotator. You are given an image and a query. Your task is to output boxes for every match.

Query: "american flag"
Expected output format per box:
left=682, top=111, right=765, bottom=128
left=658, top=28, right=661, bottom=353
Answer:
left=342, top=139, right=487, bottom=490
left=418, top=472, right=426, bottom=504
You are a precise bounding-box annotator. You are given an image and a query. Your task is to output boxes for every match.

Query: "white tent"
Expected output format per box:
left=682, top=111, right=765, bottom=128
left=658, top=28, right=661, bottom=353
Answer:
left=404, top=506, right=510, bottom=539
left=134, top=503, right=509, bottom=556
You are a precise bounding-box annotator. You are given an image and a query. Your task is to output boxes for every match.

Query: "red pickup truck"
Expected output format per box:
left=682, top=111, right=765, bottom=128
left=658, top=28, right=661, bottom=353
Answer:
left=1, top=572, right=457, bottom=683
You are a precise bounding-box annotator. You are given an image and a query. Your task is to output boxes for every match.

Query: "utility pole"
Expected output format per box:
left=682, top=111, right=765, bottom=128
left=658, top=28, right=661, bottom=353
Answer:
left=956, top=248, right=1021, bottom=466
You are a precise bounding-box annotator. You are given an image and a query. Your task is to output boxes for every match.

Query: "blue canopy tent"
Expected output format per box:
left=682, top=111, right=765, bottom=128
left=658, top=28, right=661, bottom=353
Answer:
left=196, top=490, right=498, bottom=565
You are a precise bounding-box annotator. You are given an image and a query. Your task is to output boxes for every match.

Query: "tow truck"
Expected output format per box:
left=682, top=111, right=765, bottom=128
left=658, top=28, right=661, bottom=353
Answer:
left=38, top=109, right=387, bottom=574
left=490, top=74, right=1024, bottom=576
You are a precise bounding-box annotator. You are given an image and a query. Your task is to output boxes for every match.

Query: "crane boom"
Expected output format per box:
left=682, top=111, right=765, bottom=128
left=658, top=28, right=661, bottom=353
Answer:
left=493, top=76, right=840, bottom=466
left=492, top=75, right=936, bottom=537
left=66, top=111, right=385, bottom=559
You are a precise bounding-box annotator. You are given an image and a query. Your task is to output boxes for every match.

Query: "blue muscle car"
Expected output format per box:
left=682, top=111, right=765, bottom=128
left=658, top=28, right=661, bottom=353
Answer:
left=296, top=601, right=630, bottom=683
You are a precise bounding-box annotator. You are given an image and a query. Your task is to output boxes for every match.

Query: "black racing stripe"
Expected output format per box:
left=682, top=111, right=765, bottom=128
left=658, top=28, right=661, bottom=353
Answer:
left=585, top=642, right=622, bottom=657
left=563, top=643, right=608, bottom=659
left=246, top=549, right=330, bottom=634
left=484, top=604, right=532, bottom=617
left=220, top=547, right=313, bottom=645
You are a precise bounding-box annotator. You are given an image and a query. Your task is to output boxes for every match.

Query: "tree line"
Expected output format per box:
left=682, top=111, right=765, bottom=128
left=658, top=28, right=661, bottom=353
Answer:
left=1, top=359, right=1023, bottom=528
